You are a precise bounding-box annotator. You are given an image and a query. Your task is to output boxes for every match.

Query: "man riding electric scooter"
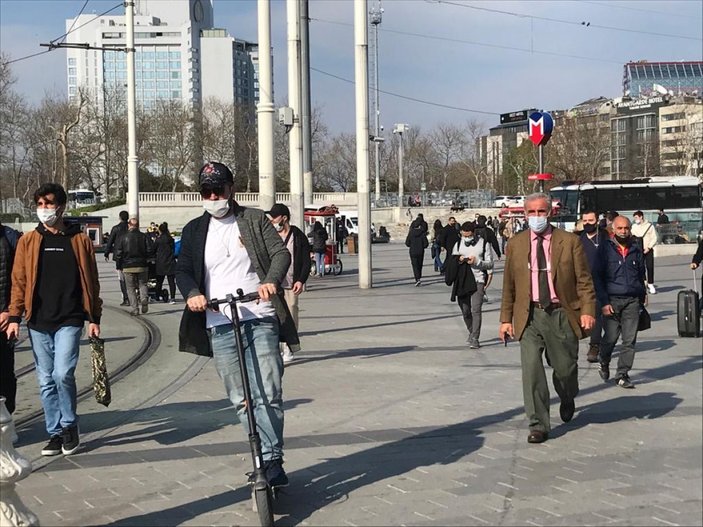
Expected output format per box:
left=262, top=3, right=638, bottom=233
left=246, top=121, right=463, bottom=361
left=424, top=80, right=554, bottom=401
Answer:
left=176, top=162, right=300, bottom=507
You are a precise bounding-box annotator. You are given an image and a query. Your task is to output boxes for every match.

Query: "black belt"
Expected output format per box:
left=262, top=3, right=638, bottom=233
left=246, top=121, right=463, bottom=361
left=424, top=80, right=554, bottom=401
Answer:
left=531, top=301, right=561, bottom=311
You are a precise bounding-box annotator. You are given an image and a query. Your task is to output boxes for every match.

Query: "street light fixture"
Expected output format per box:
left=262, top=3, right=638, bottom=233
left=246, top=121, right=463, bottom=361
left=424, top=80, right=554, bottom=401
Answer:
left=393, top=123, right=409, bottom=208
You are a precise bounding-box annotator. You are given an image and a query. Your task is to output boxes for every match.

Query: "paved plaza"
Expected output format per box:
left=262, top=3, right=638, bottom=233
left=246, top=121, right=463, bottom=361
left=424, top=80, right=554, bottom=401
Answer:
left=11, top=243, right=703, bottom=526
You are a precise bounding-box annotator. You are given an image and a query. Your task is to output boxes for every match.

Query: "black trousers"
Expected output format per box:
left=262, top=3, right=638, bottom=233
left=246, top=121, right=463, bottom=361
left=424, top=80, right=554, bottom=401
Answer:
left=0, top=332, right=16, bottom=413
left=155, top=274, right=176, bottom=300
left=644, top=250, right=654, bottom=284
left=410, top=254, right=424, bottom=281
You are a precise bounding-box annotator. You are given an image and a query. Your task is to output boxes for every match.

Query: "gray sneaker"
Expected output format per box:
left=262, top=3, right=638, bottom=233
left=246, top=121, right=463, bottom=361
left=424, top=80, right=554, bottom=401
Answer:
left=141, top=302, right=149, bottom=314
left=469, top=340, right=480, bottom=349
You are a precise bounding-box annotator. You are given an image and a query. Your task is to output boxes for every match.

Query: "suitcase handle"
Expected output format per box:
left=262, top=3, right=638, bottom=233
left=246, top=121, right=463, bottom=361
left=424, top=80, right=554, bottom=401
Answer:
left=695, top=269, right=700, bottom=296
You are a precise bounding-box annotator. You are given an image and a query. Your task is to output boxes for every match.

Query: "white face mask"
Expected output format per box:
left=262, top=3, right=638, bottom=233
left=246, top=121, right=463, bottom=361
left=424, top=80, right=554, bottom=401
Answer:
left=528, top=216, right=549, bottom=233
left=273, top=222, right=284, bottom=232
left=203, top=198, right=230, bottom=219
left=37, top=208, right=60, bottom=227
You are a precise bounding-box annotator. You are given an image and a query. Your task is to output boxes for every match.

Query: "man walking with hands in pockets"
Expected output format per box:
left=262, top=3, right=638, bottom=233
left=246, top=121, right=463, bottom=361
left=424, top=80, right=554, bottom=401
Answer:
left=499, top=193, right=596, bottom=444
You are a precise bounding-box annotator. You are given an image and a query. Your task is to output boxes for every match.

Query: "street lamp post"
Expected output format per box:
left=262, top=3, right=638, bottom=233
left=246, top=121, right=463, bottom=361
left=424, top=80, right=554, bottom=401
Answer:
left=393, top=123, right=409, bottom=208
left=125, top=0, right=138, bottom=220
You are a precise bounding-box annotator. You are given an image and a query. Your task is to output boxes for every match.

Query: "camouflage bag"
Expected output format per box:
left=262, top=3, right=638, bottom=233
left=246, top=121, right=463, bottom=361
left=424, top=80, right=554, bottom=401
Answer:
left=90, top=337, right=112, bottom=407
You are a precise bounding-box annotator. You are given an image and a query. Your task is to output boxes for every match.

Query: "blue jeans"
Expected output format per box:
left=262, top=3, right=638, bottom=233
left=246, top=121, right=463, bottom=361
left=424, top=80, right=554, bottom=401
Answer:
left=209, top=317, right=284, bottom=461
left=314, top=251, right=325, bottom=275
left=432, top=242, right=443, bottom=271
left=29, top=325, right=83, bottom=437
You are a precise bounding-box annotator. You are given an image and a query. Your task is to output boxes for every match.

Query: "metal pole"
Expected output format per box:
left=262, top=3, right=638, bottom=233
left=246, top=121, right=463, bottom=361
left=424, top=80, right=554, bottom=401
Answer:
left=398, top=130, right=404, bottom=207
left=287, top=0, right=304, bottom=228
left=125, top=0, right=139, bottom=219
left=538, top=144, right=544, bottom=193
left=300, top=0, right=314, bottom=207
left=354, top=0, right=372, bottom=289
left=257, top=0, right=275, bottom=212
left=371, top=5, right=382, bottom=203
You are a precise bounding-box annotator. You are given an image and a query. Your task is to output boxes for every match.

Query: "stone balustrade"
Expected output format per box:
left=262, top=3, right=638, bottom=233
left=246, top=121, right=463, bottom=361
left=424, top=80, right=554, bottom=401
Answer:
left=137, top=192, right=358, bottom=207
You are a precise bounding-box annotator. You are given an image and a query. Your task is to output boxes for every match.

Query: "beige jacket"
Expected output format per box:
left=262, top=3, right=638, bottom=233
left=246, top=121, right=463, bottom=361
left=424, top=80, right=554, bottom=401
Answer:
left=631, top=220, right=658, bottom=251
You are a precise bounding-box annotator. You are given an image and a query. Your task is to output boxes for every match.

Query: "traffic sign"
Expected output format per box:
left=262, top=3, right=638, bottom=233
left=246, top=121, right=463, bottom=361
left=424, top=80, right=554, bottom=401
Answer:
left=528, top=111, right=554, bottom=146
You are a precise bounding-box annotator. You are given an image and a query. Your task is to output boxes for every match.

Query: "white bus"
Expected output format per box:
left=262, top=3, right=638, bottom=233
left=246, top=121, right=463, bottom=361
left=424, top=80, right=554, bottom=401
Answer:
left=67, top=189, right=98, bottom=207
left=549, top=176, right=703, bottom=243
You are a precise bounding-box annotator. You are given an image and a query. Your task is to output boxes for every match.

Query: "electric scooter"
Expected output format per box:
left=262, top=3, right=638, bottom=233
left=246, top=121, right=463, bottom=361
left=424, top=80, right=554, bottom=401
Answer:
left=207, top=289, right=277, bottom=526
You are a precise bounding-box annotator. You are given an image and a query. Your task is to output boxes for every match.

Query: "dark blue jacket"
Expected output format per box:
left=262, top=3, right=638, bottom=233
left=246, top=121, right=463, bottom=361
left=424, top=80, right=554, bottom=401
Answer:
left=593, top=237, right=646, bottom=305
left=579, top=228, right=609, bottom=275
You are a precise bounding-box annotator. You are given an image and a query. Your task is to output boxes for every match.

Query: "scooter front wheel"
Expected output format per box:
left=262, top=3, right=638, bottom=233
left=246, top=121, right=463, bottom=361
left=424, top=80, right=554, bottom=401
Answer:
left=253, top=486, right=274, bottom=526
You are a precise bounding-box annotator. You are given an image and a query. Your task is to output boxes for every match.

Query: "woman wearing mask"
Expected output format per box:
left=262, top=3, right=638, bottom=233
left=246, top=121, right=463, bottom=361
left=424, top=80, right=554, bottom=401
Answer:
left=451, top=221, right=494, bottom=348
left=154, top=222, right=177, bottom=303
left=309, top=221, right=328, bottom=277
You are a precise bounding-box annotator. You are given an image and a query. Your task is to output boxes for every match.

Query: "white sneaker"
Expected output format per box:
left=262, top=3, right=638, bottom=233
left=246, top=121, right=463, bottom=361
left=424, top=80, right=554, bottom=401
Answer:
left=282, top=349, right=295, bottom=364
left=648, top=284, right=657, bottom=295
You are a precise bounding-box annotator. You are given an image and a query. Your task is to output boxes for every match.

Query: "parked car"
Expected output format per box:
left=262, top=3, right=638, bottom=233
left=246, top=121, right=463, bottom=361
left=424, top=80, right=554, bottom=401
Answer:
left=494, top=195, right=512, bottom=208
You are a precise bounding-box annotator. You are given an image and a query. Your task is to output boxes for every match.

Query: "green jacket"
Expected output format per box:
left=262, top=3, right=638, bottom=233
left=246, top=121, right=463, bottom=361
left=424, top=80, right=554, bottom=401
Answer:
left=175, top=204, right=299, bottom=356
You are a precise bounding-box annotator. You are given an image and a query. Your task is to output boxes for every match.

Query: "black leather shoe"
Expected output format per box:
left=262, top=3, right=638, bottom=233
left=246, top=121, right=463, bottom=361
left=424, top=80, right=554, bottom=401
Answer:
left=560, top=399, right=575, bottom=422
left=527, top=430, right=548, bottom=444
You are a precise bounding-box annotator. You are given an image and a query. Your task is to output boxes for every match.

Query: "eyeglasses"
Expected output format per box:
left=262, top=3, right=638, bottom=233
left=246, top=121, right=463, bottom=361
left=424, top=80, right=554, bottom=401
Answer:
left=200, top=185, right=226, bottom=198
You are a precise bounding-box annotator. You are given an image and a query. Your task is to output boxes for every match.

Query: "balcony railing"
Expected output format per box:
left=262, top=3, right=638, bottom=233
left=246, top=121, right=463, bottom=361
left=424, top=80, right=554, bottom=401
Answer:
left=137, top=192, right=358, bottom=207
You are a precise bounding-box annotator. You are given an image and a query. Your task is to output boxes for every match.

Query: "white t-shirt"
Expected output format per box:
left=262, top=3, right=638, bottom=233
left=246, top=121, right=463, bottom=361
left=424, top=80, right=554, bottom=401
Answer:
left=452, top=236, right=493, bottom=284
left=279, top=230, right=294, bottom=289
left=204, top=214, right=276, bottom=328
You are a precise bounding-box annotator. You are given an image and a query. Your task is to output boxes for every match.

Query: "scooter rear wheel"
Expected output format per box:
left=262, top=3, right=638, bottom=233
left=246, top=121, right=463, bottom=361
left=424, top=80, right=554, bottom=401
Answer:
left=253, top=486, right=274, bottom=526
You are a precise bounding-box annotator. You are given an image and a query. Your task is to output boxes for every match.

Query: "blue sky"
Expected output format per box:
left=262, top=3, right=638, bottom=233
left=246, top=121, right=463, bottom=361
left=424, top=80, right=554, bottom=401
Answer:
left=1, top=0, right=701, bottom=133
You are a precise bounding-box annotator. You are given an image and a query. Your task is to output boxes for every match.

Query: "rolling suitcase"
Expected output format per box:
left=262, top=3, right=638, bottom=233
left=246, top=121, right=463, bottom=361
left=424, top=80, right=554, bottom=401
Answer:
left=677, top=271, right=701, bottom=338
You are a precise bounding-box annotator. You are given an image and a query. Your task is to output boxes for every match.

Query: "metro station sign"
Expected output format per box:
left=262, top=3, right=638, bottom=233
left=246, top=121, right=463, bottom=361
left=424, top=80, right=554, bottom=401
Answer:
left=528, top=111, right=554, bottom=146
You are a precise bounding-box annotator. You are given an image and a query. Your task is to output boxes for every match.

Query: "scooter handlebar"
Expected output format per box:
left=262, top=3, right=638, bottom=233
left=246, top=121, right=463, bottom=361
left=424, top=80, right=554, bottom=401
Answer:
left=207, top=288, right=261, bottom=310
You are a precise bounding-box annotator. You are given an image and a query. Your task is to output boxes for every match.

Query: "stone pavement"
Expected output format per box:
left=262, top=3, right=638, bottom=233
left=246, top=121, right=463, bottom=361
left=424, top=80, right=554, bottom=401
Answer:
left=11, top=244, right=703, bottom=526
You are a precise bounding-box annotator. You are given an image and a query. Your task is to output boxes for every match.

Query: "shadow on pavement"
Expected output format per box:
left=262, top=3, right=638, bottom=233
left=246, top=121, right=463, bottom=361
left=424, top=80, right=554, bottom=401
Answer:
left=291, top=345, right=416, bottom=366
left=298, top=313, right=458, bottom=337
left=85, top=355, right=698, bottom=525
left=636, top=339, right=677, bottom=352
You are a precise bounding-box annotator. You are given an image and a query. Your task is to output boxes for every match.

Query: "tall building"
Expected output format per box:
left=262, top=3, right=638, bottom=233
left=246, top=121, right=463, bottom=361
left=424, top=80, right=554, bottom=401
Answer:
left=623, top=61, right=703, bottom=98
left=65, top=0, right=260, bottom=110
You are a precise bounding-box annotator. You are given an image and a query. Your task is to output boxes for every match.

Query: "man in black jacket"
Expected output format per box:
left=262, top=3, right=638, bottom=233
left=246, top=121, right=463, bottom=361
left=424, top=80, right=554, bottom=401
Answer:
left=0, top=222, right=20, bottom=414
left=267, top=203, right=311, bottom=364
left=104, top=210, right=130, bottom=306
left=115, top=218, right=153, bottom=316
left=579, top=210, right=610, bottom=363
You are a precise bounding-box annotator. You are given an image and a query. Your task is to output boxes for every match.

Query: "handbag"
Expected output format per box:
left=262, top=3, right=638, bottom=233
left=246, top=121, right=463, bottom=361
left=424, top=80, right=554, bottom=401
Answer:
left=90, top=337, right=112, bottom=407
left=637, top=307, right=651, bottom=332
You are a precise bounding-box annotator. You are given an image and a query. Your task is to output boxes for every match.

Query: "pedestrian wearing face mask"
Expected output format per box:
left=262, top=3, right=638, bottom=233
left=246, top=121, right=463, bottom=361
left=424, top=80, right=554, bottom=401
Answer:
left=579, top=209, right=610, bottom=363
left=451, top=221, right=493, bottom=348
left=7, top=183, right=102, bottom=456
left=499, top=193, right=596, bottom=444
left=266, top=203, right=311, bottom=364
left=630, top=210, right=658, bottom=295
left=175, top=162, right=298, bottom=488
left=593, top=216, right=646, bottom=389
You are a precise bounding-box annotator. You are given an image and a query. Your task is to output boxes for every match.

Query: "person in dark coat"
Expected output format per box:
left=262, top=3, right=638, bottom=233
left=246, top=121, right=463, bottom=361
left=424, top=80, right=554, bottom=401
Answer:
left=336, top=221, right=349, bottom=254
left=104, top=210, right=130, bottom=306
left=309, top=221, right=328, bottom=277
left=406, top=215, right=428, bottom=286
left=154, top=222, right=177, bottom=304
left=0, top=222, right=20, bottom=414
left=115, top=218, right=153, bottom=316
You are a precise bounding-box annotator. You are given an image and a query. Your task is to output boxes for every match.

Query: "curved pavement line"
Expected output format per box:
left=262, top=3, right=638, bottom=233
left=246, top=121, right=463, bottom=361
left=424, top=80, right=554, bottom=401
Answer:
left=13, top=305, right=160, bottom=430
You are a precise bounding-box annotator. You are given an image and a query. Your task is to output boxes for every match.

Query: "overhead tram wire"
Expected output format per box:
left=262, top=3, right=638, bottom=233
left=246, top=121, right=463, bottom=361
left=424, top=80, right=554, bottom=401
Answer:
left=427, top=0, right=701, bottom=42
left=59, top=0, right=90, bottom=45
left=310, top=17, right=623, bottom=65
left=6, top=2, right=122, bottom=65
left=311, top=67, right=499, bottom=116
left=579, top=1, right=691, bottom=19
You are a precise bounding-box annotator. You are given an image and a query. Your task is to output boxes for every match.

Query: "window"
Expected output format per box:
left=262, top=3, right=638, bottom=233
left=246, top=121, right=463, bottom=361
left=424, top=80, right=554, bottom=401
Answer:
left=69, top=86, right=77, bottom=95
left=156, top=61, right=168, bottom=69
left=171, top=90, right=181, bottom=99
left=143, top=71, right=154, bottom=79
left=157, top=71, right=168, bottom=79
left=156, top=51, right=168, bottom=59
left=169, top=51, right=181, bottom=60
left=661, top=112, right=685, bottom=121
left=171, top=71, right=181, bottom=79
left=143, top=61, right=153, bottom=69
left=68, top=58, right=77, bottom=66
left=68, top=76, right=77, bottom=85
left=157, top=81, right=169, bottom=89
left=170, top=61, right=180, bottom=69
left=143, top=81, right=155, bottom=89
left=68, top=67, right=77, bottom=76
left=157, top=90, right=169, bottom=98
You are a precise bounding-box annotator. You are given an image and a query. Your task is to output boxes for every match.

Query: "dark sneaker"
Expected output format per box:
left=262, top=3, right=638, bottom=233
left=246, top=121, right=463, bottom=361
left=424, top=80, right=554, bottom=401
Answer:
left=141, top=302, right=149, bottom=314
left=469, top=340, right=480, bottom=349
left=41, top=435, right=63, bottom=456
left=587, top=344, right=599, bottom=363
left=120, top=299, right=130, bottom=307
left=130, top=309, right=139, bottom=316
left=617, top=375, right=635, bottom=389
left=599, top=362, right=610, bottom=381
left=61, top=425, right=80, bottom=455
left=266, top=459, right=289, bottom=488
